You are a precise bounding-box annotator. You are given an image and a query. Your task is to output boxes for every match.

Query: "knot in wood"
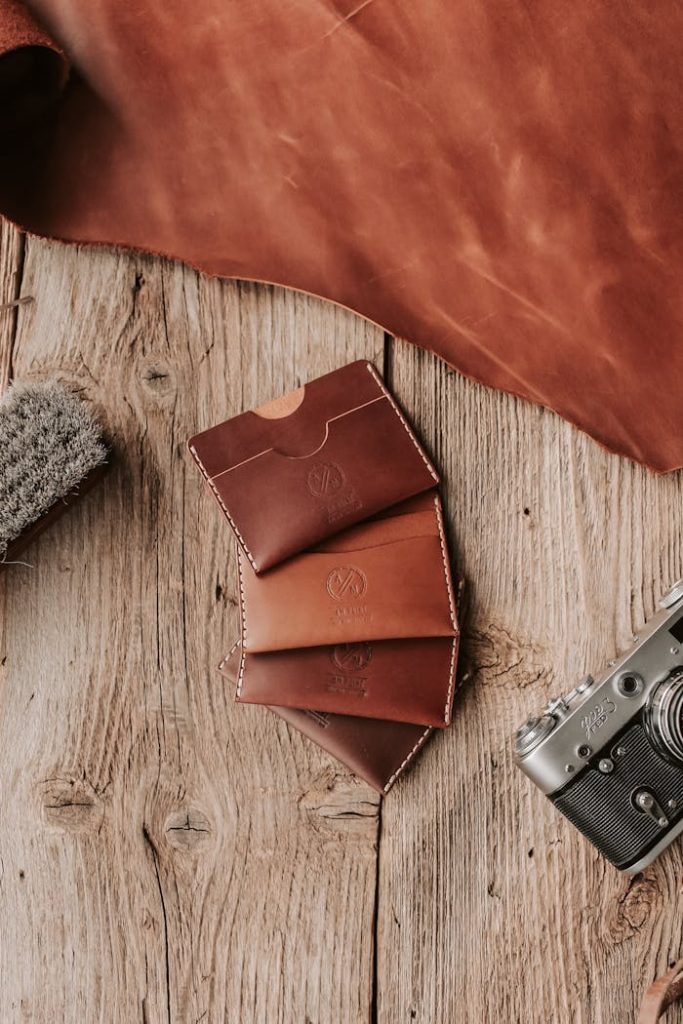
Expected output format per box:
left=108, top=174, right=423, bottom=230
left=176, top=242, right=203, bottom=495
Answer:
left=164, top=808, right=213, bottom=852
left=39, top=776, right=105, bottom=833
left=141, top=361, right=175, bottom=397
left=602, top=872, right=662, bottom=944
left=298, top=769, right=380, bottom=834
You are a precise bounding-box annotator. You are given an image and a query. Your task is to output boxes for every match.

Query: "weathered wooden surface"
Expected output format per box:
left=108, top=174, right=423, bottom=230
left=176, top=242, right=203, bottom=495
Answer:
left=1, top=229, right=682, bottom=1023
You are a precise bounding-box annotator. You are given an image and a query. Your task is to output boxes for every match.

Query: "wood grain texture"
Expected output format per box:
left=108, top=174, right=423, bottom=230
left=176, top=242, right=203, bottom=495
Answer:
left=379, top=342, right=683, bottom=1024
left=0, top=238, right=383, bottom=1023
left=0, top=220, right=23, bottom=384
left=2, top=231, right=683, bottom=1024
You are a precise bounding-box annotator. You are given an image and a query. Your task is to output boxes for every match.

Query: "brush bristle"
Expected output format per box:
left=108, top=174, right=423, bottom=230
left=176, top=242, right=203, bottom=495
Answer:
left=0, top=381, right=108, bottom=558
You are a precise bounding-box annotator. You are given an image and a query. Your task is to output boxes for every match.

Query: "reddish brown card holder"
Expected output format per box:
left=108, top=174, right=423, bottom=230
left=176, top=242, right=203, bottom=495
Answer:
left=219, top=642, right=432, bottom=793
left=188, top=360, right=439, bottom=573
left=234, top=637, right=459, bottom=728
left=237, top=491, right=457, bottom=652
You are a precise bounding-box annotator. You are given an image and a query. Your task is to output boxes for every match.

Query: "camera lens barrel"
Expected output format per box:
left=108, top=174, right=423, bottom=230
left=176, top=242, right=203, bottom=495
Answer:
left=647, top=668, right=683, bottom=765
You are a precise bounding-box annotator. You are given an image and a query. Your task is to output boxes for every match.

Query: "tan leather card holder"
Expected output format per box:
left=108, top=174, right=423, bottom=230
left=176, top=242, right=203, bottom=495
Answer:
left=188, top=360, right=438, bottom=572
left=238, top=491, right=457, bottom=652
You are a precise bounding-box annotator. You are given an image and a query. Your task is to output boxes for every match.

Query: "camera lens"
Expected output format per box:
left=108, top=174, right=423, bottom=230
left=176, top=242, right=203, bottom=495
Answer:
left=646, top=668, right=683, bottom=764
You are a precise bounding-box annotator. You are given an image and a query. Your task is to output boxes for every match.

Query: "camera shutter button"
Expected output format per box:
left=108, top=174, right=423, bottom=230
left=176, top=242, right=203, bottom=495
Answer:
left=563, top=677, right=594, bottom=708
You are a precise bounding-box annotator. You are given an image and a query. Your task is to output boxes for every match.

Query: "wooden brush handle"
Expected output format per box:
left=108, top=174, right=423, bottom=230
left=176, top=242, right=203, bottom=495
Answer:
left=1, top=462, right=108, bottom=571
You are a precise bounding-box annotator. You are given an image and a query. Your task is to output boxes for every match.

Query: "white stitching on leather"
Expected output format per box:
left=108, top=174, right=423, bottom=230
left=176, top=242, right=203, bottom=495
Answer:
left=443, top=635, right=458, bottom=725
left=236, top=547, right=247, bottom=695
left=433, top=492, right=459, bottom=725
left=433, top=493, right=457, bottom=631
left=383, top=727, right=432, bottom=792
left=365, top=362, right=439, bottom=482
left=189, top=443, right=259, bottom=571
left=218, top=637, right=240, bottom=673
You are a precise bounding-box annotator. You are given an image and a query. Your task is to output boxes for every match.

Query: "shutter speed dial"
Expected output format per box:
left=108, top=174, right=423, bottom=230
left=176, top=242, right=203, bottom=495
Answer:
left=514, top=714, right=555, bottom=758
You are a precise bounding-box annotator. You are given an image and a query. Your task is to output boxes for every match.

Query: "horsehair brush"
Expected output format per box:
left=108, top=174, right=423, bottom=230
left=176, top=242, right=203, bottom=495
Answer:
left=0, top=380, right=108, bottom=569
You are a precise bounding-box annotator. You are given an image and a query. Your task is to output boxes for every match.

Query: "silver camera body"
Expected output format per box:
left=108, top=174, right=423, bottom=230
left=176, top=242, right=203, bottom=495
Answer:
left=514, top=579, right=683, bottom=871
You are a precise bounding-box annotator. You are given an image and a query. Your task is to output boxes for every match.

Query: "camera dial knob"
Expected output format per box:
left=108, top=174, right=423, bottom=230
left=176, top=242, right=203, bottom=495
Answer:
left=544, top=696, right=570, bottom=718
left=660, top=578, right=683, bottom=609
left=514, top=714, right=555, bottom=759
left=563, top=676, right=595, bottom=706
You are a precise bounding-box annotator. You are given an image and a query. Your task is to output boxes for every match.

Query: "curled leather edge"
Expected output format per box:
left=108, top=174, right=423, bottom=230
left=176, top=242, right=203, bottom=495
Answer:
left=1, top=0, right=58, bottom=50
left=0, top=0, right=68, bottom=130
left=638, top=959, right=683, bottom=1024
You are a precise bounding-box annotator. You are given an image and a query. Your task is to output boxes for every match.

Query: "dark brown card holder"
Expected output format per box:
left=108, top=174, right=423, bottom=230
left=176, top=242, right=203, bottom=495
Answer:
left=188, top=360, right=438, bottom=572
left=219, top=641, right=432, bottom=793
left=233, top=637, right=459, bottom=728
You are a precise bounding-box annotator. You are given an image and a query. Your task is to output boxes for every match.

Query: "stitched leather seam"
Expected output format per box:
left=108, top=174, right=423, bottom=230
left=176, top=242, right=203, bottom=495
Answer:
left=189, top=443, right=259, bottom=571
left=236, top=547, right=247, bottom=695
left=365, top=362, right=439, bottom=482
left=443, top=635, right=458, bottom=725
left=433, top=492, right=458, bottom=726
left=218, top=637, right=241, bottom=673
left=383, top=727, right=432, bottom=792
left=433, top=493, right=457, bottom=631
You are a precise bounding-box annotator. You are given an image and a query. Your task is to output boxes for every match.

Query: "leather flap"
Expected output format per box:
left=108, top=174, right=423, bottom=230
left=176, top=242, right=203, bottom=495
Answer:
left=188, top=360, right=438, bottom=571
left=189, top=360, right=382, bottom=468
left=238, top=492, right=458, bottom=652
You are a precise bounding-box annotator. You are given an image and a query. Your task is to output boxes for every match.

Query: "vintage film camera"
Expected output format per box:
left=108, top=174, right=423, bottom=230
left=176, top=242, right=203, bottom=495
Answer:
left=514, top=579, right=683, bottom=871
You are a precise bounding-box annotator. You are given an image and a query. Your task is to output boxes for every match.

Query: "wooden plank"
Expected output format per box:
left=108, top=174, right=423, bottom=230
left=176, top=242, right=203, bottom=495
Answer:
left=5, top=230, right=681, bottom=1024
left=379, top=340, right=683, bottom=1023
left=0, top=220, right=24, bottom=385
left=0, top=239, right=383, bottom=1023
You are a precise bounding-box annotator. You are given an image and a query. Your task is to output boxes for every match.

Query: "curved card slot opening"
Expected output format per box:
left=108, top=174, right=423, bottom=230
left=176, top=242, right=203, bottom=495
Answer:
left=212, top=394, right=387, bottom=472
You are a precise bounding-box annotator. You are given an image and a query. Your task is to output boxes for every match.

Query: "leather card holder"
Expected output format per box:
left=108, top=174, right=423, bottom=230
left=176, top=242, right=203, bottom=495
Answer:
left=237, top=490, right=458, bottom=652
left=219, top=641, right=432, bottom=793
left=188, top=360, right=439, bottom=572
left=233, top=636, right=459, bottom=728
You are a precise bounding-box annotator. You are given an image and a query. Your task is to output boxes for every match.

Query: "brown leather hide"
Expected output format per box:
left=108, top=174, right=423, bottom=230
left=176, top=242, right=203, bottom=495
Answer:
left=2, top=0, right=683, bottom=470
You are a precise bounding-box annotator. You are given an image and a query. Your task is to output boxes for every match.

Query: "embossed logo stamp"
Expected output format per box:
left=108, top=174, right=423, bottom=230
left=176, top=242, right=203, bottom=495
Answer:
left=326, top=566, right=367, bottom=601
left=307, top=462, right=345, bottom=497
left=306, top=460, right=363, bottom=523
left=581, top=698, right=616, bottom=739
left=331, top=642, right=373, bottom=672
left=326, top=643, right=372, bottom=697
left=325, top=674, right=368, bottom=697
